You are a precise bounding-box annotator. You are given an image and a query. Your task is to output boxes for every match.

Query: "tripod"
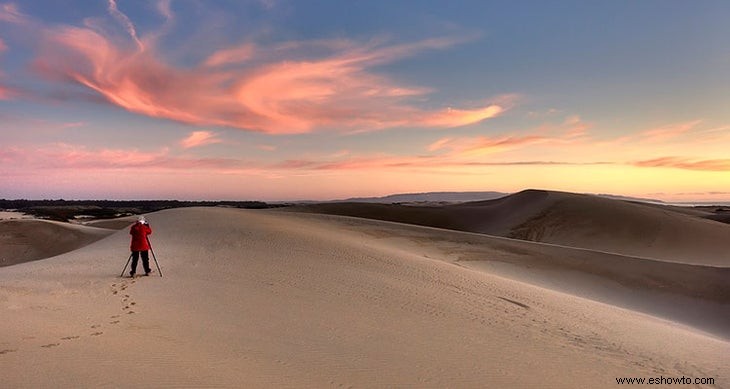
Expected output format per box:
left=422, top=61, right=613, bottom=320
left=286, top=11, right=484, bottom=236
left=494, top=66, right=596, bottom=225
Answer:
left=120, top=237, right=163, bottom=277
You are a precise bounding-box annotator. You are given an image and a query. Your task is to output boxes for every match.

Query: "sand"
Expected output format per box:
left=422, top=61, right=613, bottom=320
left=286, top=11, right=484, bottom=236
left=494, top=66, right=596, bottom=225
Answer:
left=1, top=205, right=728, bottom=388
left=0, top=219, right=116, bottom=267
left=292, top=189, right=730, bottom=266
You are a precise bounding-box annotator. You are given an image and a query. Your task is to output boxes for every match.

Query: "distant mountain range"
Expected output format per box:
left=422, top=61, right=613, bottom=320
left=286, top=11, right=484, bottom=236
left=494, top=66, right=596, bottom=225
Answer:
left=322, top=191, right=665, bottom=204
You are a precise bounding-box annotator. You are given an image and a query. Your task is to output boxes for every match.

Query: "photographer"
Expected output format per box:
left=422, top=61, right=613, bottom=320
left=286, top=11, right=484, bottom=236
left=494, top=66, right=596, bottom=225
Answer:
left=129, top=216, right=153, bottom=277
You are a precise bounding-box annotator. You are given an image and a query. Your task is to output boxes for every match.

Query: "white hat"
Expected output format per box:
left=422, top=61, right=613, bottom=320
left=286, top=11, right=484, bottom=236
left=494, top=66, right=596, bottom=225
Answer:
left=138, top=216, right=146, bottom=223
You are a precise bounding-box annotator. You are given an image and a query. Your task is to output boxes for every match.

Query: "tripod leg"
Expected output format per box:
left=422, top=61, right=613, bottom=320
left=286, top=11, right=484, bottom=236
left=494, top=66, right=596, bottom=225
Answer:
left=120, top=253, right=133, bottom=277
left=147, top=237, right=163, bottom=277
left=150, top=248, right=163, bottom=277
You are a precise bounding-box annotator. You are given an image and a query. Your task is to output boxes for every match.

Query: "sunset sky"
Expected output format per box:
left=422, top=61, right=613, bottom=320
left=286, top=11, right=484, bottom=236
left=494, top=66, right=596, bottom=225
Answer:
left=1, top=1, right=728, bottom=201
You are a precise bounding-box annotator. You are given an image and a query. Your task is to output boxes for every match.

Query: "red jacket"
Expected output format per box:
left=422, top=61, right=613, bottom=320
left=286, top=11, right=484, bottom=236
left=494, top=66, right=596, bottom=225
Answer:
left=130, top=222, right=152, bottom=251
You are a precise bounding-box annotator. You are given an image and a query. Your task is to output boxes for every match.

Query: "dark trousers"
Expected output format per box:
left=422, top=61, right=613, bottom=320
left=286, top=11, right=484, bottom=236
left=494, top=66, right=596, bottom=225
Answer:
left=130, top=251, right=151, bottom=274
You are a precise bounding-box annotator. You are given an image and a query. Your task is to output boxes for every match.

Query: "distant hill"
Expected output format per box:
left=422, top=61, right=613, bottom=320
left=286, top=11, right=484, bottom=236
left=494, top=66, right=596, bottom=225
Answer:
left=337, top=191, right=509, bottom=203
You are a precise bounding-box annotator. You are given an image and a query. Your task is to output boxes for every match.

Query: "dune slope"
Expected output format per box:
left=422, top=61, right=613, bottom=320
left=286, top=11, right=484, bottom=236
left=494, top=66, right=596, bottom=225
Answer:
left=0, top=207, right=727, bottom=388
left=0, top=219, right=115, bottom=267
left=293, top=189, right=730, bottom=265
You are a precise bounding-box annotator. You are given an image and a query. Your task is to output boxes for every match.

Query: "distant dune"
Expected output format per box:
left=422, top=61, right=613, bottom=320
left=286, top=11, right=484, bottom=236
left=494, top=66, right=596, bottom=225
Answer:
left=0, top=219, right=115, bottom=267
left=292, top=189, right=730, bottom=266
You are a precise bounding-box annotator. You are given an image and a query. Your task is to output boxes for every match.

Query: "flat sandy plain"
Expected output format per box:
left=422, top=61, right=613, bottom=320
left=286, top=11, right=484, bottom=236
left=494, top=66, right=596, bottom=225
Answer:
left=0, top=191, right=728, bottom=388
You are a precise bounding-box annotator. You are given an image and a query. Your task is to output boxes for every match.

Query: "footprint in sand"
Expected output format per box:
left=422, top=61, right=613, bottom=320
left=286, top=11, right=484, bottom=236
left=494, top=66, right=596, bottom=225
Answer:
left=127, top=311, right=135, bottom=315
left=110, top=320, right=120, bottom=325
left=0, top=349, right=18, bottom=355
left=41, top=343, right=60, bottom=348
left=130, top=302, right=136, bottom=306
left=60, top=336, right=80, bottom=341
left=91, top=324, right=101, bottom=329
left=90, top=332, right=103, bottom=336
left=110, top=315, right=120, bottom=319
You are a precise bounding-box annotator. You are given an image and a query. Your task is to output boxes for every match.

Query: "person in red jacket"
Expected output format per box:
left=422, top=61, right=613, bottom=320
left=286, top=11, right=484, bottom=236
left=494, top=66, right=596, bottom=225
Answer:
left=129, top=216, right=153, bottom=277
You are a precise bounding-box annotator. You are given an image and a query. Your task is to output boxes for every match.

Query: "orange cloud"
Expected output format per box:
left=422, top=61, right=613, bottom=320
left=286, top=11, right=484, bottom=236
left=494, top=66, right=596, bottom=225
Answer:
left=417, top=105, right=503, bottom=128
left=9, top=4, right=505, bottom=134
left=633, top=157, right=730, bottom=171
left=427, top=113, right=591, bottom=157
left=180, top=131, right=222, bottom=149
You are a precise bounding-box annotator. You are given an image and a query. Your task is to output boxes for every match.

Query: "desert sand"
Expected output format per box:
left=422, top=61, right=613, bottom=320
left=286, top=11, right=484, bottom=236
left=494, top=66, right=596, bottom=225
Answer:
left=294, top=189, right=730, bottom=265
left=1, top=201, right=728, bottom=388
left=0, top=219, right=116, bottom=267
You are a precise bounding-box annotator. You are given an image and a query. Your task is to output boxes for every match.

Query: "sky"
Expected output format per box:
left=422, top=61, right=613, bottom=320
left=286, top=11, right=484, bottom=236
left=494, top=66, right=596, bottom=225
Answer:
left=1, top=1, right=728, bottom=201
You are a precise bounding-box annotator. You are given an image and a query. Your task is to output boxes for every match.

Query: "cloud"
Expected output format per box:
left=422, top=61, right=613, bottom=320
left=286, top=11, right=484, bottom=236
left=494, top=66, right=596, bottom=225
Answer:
left=633, top=157, right=730, bottom=171
left=180, top=131, right=222, bottom=149
left=8, top=3, right=505, bottom=134
left=0, top=37, right=12, bottom=99
left=0, top=3, right=29, bottom=24
left=204, top=43, right=255, bottom=67
left=640, top=120, right=702, bottom=141
left=0, top=86, right=12, bottom=99
left=107, top=0, right=143, bottom=50
left=428, top=134, right=548, bottom=155
left=0, top=142, right=613, bottom=176
left=257, top=144, right=276, bottom=152
left=0, top=143, right=248, bottom=172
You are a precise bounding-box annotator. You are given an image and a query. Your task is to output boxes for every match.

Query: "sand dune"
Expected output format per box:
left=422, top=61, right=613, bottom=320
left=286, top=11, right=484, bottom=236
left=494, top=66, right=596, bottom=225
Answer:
left=294, top=189, right=730, bottom=266
left=0, top=207, right=727, bottom=388
left=0, top=219, right=115, bottom=267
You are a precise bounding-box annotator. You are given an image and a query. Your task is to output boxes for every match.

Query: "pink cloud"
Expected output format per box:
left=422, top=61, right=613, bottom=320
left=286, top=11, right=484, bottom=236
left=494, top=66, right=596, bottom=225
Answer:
left=0, top=37, right=11, bottom=99
left=180, top=131, right=222, bottom=149
left=633, top=157, right=730, bottom=171
left=640, top=120, right=702, bottom=141
left=0, top=141, right=619, bottom=180
left=428, top=134, right=548, bottom=155
left=257, top=144, right=277, bottom=152
left=0, top=3, right=29, bottom=24
left=273, top=155, right=612, bottom=171
left=8, top=4, right=505, bottom=134
left=0, top=143, right=249, bottom=172
left=0, top=86, right=11, bottom=99
left=204, top=43, right=255, bottom=67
